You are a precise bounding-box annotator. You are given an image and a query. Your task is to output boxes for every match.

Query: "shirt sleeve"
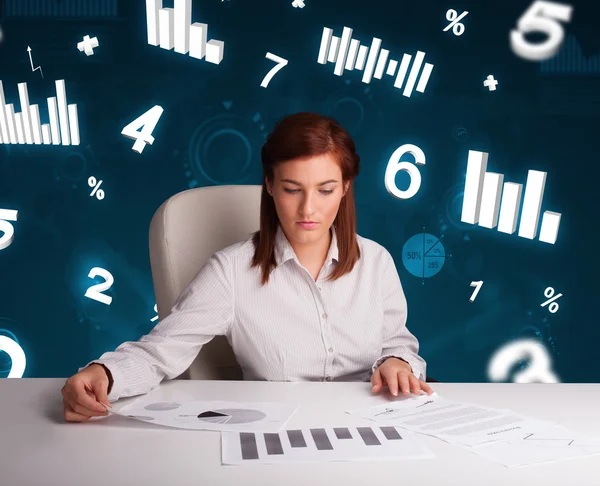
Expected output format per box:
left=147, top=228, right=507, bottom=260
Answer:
left=78, top=251, right=234, bottom=402
left=370, top=249, right=427, bottom=381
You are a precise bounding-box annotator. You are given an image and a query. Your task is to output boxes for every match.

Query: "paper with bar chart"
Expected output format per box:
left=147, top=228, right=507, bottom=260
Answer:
left=107, top=399, right=299, bottom=432
left=460, top=150, right=561, bottom=244
left=0, top=79, right=79, bottom=146
left=146, top=0, right=224, bottom=64
left=317, top=25, right=433, bottom=98
left=222, top=425, right=434, bottom=464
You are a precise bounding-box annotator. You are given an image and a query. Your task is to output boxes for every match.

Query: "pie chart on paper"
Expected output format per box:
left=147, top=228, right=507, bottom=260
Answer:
left=197, top=409, right=267, bottom=424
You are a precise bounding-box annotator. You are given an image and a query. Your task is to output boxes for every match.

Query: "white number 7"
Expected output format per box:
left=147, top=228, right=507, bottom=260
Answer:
left=121, top=105, right=164, bottom=154
left=510, top=1, right=573, bottom=61
left=0, top=208, right=18, bottom=251
left=260, top=52, right=289, bottom=88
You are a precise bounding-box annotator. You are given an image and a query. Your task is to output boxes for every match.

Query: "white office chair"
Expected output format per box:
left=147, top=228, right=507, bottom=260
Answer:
left=148, top=185, right=262, bottom=381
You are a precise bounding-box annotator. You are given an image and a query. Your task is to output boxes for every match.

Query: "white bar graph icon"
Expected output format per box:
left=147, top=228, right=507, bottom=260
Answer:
left=317, top=26, right=434, bottom=98
left=0, top=79, right=80, bottom=146
left=460, top=150, right=561, bottom=244
left=146, top=0, right=224, bottom=65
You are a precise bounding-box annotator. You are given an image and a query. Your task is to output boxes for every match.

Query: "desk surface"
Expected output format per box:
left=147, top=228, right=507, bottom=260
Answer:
left=2, top=379, right=600, bottom=486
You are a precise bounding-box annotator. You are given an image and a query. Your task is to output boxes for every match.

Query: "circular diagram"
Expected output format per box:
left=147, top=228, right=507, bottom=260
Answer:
left=402, top=232, right=446, bottom=278
left=197, top=409, right=267, bottom=424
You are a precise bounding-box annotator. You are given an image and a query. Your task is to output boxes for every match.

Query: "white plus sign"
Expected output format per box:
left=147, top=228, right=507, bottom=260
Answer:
left=292, top=0, right=305, bottom=8
left=483, top=75, right=498, bottom=91
left=77, top=35, right=99, bottom=56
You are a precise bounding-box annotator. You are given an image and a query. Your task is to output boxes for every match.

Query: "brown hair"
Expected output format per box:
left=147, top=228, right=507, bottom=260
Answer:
left=250, top=112, right=361, bottom=286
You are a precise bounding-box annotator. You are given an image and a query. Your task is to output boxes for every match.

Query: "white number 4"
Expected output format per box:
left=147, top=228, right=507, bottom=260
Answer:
left=121, top=105, right=164, bottom=154
left=510, top=1, right=573, bottom=61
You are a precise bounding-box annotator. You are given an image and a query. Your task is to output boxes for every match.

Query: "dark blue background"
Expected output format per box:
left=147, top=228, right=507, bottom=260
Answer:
left=0, top=0, right=598, bottom=382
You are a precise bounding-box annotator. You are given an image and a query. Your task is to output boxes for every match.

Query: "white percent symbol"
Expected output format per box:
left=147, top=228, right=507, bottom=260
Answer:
left=0, top=208, right=18, bottom=251
left=260, top=52, right=289, bottom=88
left=488, top=339, right=559, bottom=383
left=384, top=144, right=426, bottom=200
left=121, top=105, right=164, bottom=154
left=510, top=0, right=573, bottom=61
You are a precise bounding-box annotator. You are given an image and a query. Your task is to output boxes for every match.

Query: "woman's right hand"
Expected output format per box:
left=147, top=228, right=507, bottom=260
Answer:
left=61, top=364, right=113, bottom=422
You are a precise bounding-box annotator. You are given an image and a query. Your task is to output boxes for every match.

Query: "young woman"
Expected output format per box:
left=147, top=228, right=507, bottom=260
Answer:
left=62, top=112, right=432, bottom=423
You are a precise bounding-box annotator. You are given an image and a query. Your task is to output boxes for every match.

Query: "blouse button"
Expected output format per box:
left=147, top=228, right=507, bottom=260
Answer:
left=322, top=313, right=328, bottom=319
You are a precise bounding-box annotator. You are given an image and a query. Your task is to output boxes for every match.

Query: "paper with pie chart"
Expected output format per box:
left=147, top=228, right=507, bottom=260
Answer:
left=106, top=399, right=299, bottom=432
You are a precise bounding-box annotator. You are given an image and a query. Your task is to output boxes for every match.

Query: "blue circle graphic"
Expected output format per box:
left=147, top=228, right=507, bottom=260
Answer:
left=402, top=233, right=446, bottom=278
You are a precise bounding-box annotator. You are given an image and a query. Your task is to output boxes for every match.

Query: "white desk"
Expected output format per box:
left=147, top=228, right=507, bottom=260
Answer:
left=1, top=379, right=599, bottom=485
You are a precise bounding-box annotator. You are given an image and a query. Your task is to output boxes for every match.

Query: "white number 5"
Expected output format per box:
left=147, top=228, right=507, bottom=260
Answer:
left=510, top=1, right=573, bottom=61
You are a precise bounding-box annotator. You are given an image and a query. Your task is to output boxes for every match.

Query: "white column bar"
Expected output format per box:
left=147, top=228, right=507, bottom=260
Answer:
left=539, top=211, right=561, bottom=244
left=394, top=53, right=412, bottom=88
left=0, top=81, right=10, bottom=142
left=334, top=26, right=353, bottom=76
left=5, top=104, right=17, bottom=144
left=386, top=59, right=398, bottom=76
left=317, top=27, right=333, bottom=65
left=146, top=0, right=161, bottom=46
left=461, top=150, right=489, bottom=225
left=327, top=36, right=340, bottom=63
left=374, top=48, right=389, bottom=79
left=47, top=97, right=61, bottom=145
left=345, top=39, right=360, bottom=71
left=55, top=80, right=71, bottom=146
left=68, top=104, right=80, bottom=145
left=498, top=182, right=523, bottom=234
left=174, top=0, right=191, bottom=54
left=416, top=63, right=434, bottom=93
left=29, top=105, right=43, bottom=144
left=159, top=8, right=174, bottom=50
left=362, top=37, right=382, bottom=84
left=205, top=40, right=224, bottom=65
left=41, top=124, right=51, bottom=145
left=189, top=23, right=207, bottom=59
left=403, top=51, right=425, bottom=97
left=355, top=45, right=368, bottom=70
left=518, top=169, right=546, bottom=240
left=478, top=172, right=504, bottom=229
left=14, top=112, right=25, bottom=144
left=17, top=82, right=34, bottom=144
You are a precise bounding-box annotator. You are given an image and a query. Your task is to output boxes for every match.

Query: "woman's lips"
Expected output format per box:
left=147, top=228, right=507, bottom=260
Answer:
left=297, top=222, right=318, bottom=229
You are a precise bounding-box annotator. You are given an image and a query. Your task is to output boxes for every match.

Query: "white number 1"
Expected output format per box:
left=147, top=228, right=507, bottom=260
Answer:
left=510, top=1, right=573, bottom=61
left=121, top=105, right=164, bottom=154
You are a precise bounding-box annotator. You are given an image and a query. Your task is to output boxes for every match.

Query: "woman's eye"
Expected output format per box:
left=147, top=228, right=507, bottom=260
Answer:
left=284, top=189, right=333, bottom=195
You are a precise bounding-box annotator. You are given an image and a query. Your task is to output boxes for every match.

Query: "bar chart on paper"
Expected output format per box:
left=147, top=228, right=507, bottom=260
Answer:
left=221, top=425, right=434, bottom=464
left=145, top=0, right=224, bottom=64
left=317, top=26, right=434, bottom=98
left=460, top=150, right=561, bottom=244
left=0, top=79, right=80, bottom=146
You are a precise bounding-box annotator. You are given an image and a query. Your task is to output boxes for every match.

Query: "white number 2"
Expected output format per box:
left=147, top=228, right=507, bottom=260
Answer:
left=488, top=339, right=559, bottom=383
left=510, top=1, right=573, bottom=61
left=84, top=267, right=114, bottom=305
left=0, top=208, right=18, bottom=251
left=121, top=105, right=164, bottom=154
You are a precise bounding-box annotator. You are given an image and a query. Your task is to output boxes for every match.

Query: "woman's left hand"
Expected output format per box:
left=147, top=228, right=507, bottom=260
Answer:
left=371, top=358, right=433, bottom=396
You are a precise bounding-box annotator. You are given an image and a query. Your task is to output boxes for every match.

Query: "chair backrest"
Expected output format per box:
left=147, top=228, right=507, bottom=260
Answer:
left=149, top=185, right=262, bottom=381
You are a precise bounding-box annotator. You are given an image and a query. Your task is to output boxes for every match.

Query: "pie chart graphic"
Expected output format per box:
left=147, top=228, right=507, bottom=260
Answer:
left=196, top=409, right=267, bottom=424
left=402, top=232, right=446, bottom=278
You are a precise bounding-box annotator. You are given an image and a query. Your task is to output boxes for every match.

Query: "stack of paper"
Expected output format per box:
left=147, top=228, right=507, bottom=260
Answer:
left=347, top=393, right=600, bottom=467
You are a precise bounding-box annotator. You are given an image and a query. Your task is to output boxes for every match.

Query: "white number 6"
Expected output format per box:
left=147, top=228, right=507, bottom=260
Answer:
left=510, top=1, right=573, bottom=61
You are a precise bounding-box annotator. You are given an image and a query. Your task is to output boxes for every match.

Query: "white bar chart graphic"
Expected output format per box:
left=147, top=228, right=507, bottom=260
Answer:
left=146, top=0, right=224, bottom=65
left=460, top=150, right=561, bottom=244
left=317, top=26, right=434, bottom=98
left=0, top=79, right=80, bottom=146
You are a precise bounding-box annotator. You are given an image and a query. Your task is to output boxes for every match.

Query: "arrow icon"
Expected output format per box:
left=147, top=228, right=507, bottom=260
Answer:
left=27, top=46, right=43, bottom=79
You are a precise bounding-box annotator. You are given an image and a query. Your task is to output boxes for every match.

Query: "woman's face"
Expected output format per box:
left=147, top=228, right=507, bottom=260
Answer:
left=265, top=153, right=349, bottom=248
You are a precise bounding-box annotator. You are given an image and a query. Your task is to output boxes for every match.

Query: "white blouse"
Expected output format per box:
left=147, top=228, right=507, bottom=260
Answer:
left=80, top=224, right=427, bottom=402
